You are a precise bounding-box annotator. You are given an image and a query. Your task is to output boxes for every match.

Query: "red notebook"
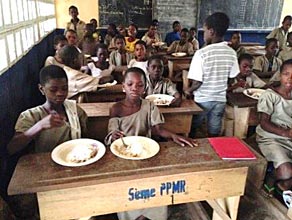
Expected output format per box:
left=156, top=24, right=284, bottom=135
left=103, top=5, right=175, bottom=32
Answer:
left=208, top=137, right=256, bottom=160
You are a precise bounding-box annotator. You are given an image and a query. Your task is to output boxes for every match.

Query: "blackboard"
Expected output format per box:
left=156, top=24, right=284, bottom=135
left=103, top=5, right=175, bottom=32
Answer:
left=99, top=0, right=152, bottom=28
left=199, top=0, right=284, bottom=29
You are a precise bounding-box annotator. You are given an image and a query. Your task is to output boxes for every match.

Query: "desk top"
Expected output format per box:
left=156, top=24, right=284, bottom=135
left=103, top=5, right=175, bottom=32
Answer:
left=8, top=139, right=265, bottom=195
left=227, top=92, right=258, bottom=108
left=78, top=99, right=203, bottom=117
left=164, top=55, right=193, bottom=61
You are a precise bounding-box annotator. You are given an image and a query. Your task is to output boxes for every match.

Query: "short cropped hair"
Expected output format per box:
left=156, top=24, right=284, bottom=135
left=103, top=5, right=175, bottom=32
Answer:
left=114, top=34, right=126, bottom=42
left=124, top=67, right=147, bottom=87
left=64, top=29, right=77, bottom=36
left=134, top=40, right=146, bottom=48
left=283, top=15, right=292, bottom=23
left=280, top=59, right=292, bottom=73
left=204, top=12, right=229, bottom=37
left=147, top=55, right=163, bottom=67
left=58, top=45, right=79, bottom=66
left=238, top=53, right=254, bottom=64
left=69, top=5, right=78, bottom=11
left=172, top=21, right=180, bottom=29
left=265, top=38, right=278, bottom=48
left=129, top=23, right=138, bottom=32
left=39, top=65, right=68, bottom=86
left=95, top=43, right=108, bottom=53
left=53, top=35, right=67, bottom=46
left=181, top=28, right=189, bottom=33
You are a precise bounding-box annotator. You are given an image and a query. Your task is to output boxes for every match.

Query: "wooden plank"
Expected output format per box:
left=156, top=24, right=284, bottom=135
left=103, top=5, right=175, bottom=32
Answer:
left=233, top=106, right=250, bottom=139
left=8, top=139, right=267, bottom=195
left=37, top=167, right=247, bottom=220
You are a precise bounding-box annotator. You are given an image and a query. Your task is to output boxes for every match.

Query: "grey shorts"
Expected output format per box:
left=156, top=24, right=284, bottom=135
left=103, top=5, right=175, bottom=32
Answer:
left=257, top=135, right=292, bottom=168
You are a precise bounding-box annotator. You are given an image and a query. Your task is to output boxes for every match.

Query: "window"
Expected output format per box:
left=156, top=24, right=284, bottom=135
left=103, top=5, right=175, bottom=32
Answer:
left=0, top=0, right=56, bottom=74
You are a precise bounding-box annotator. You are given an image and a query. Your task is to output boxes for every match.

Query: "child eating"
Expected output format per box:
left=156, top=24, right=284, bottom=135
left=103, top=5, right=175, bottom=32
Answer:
left=145, top=55, right=182, bottom=107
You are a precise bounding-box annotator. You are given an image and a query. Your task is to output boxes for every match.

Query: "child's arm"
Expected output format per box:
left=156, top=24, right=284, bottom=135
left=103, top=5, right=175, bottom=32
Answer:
left=259, top=112, right=292, bottom=138
left=227, top=78, right=247, bottom=92
left=108, top=103, right=124, bottom=141
left=170, top=92, right=182, bottom=107
left=7, top=113, right=65, bottom=155
left=151, top=125, right=198, bottom=147
left=183, top=79, right=202, bottom=99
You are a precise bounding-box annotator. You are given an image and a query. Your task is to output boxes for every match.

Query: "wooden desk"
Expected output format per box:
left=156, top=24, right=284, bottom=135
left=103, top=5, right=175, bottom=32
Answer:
left=164, top=55, right=193, bottom=82
left=86, top=84, right=125, bottom=102
left=8, top=139, right=267, bottom=220
left=243, top=45, right=265, bottom=57
left=227, top=93, right=258, bottom=138
left=79, top=99, right=203, bottom=141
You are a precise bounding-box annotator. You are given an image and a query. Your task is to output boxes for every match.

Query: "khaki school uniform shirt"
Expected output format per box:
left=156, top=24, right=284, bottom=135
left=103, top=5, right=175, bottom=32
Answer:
left=278, top=47, right=292, bottom=62
left=253, top=55, right=282, bottom=73
left=145, top=76, right=178, bottom=96
left=66, top=19, right=86, bottom=41
left=167, top=41, right=194, bottom=55
left=105, top=99, right=164, bottom=145
left=231, top=73, right=266, bottom=93
left=266, top=27, right=287, bottom=50
left=14, top=100, right=87, bottom=153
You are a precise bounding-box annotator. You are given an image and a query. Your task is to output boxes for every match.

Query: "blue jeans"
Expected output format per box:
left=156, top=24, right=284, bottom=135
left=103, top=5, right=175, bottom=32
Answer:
left=190, top=101, right=226, bottom=137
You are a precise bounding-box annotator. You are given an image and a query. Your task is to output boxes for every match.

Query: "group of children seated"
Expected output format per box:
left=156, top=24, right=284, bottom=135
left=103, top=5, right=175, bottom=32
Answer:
left=3, top=5, right=292, bottom=220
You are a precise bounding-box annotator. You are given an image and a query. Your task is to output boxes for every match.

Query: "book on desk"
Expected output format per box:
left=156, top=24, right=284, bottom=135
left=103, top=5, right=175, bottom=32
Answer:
left=208, top=137, right=256, bottom=160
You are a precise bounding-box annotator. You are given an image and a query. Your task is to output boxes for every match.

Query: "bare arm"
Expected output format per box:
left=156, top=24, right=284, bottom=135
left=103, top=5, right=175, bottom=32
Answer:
left=151, top=124, right=198, bottom=147
left=183, top=79, right=202, bottom=98
left=7, top=114, right=65, bottom=155
left=259, top=112, right=292, bottom=138
left=170, top=92, right=182, bottom=107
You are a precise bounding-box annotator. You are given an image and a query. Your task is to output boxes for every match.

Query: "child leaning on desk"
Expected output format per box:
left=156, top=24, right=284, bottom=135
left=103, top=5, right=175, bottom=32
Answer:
left=6, top=65, right=87, bottom=219
left=145, top=55, right=182, bottom=107
left=104, top=67, right=197, bottom=220
left=184, top=12, right=239, bottom=138
left=224, top=53, right=266, bottom=136
left=256, top=59, right=292, bottom=208
left=167, top=28, right=194, bottom=56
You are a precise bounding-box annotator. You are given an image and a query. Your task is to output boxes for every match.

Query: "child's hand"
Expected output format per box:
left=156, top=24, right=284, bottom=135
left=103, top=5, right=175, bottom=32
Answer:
left=112, top=130, right=124, bottom=141
left=171, top=134, right=198, bottom=147
left=183, top=90, right=193, bottom=99
left=170, top=97, right=181, bottom=107
left=237, top=80, right=247, bottom=88
left=39, top=112, right=65, bottom=130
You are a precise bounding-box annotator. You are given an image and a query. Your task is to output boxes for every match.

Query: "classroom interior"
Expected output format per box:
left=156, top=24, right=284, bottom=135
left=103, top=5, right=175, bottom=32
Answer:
left=1, top=0, right=292, bottom=219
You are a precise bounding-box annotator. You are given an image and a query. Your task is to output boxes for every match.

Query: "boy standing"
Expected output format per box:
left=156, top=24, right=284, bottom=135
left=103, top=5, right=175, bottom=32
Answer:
left=184, top=12, right=239, bottom=137
left=266, top=15, right=292, bottom=51
left=65, top=5, right=86, bottom=43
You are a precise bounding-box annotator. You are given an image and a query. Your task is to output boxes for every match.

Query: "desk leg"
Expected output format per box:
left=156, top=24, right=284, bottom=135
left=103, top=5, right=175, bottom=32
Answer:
left=233, top=107, right=250, bottom=139
left=208, top=196, right=240, bottom=220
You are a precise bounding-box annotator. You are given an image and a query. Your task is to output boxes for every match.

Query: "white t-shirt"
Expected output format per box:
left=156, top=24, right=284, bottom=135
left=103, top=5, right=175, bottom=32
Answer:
left=188, top=42, right=239, bottom=102
left=128, top=59, right=148, bottom=75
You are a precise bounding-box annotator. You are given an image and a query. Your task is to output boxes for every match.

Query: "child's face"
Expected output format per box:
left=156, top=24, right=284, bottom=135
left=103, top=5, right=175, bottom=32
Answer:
left=134, top=44, right=146, bottom=61
left=148, top=25, right=157, bottom=36
left=280, top=64, right=292, bottom=91
left=40, top=78, right=68, bottom=105
left=147, top=59, right=164, bottom=81
left=69, top=8, right=78, bottom=19
left=282, top=19, right=292, bottom=32
left=127, top=25, right=137, bottom=37
left=97, top=48, right=108, bottom=62
left=173, top=23, right=181, bottom=32
left=90, top=20, right=97, bottom=29
left=123, top=72, right=145, bottom=99
left=266, top=41, right=279, bottom=56
left=115, top=38, right=125, bottom=50
left=55, top=40, right=68, bottom=51
left=239, top=59, right=253, bottom=77
left=65, top=32, right=78, bottom=45
left=231, top=33, right=241, bottom=46
left=180, top=31, right=189, bottom=43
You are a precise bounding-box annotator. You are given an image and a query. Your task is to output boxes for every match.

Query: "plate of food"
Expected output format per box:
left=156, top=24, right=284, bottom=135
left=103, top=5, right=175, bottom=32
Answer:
left=145, top=94, right=174, bottom=106
left=153, top=41, right=166, bottom=47
left=97, top=80, right=117, bottom=88
left=110, top=136, right=160, bottom=160
left=51, top=138, right=106, bottom=167
left=243, top=88, right=265, bottom=100
left=171, top=52, right=187, bottom=57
